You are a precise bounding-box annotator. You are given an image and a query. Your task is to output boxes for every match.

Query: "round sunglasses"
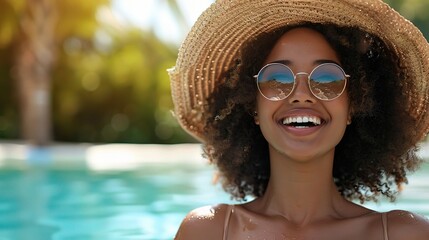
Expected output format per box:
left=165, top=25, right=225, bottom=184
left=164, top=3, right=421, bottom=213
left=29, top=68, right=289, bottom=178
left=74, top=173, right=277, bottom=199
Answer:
left=254, top=63, right=349, bottom=101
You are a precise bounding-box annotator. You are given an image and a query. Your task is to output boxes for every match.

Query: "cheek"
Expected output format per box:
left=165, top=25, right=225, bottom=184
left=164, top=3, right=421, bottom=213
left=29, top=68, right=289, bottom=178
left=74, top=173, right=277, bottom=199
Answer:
left=255, top=96, right=282, bottom=136
left=255, top=95, right=277, bottom=121
left=255, top=94, right=264, bottom=118
left=341, top=92, right=351, bottom=118
left=330, top=94, right=350, bottom=124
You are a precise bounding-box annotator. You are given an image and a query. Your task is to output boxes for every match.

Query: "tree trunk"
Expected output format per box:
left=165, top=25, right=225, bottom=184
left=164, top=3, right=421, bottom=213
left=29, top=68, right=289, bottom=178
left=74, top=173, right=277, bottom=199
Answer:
left=14, top=0, right=57, bottom=146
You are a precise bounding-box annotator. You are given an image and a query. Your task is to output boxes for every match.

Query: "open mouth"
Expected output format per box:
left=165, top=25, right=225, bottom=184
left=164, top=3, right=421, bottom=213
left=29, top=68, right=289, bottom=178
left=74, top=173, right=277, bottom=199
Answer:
left=281, top=116, right=322, bottom=128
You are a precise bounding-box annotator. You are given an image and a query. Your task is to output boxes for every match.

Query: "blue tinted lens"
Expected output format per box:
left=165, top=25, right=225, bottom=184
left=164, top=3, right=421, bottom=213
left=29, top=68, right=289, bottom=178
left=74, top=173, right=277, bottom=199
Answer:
left=309, top=64, right=346, bottom=100
left=257, top=63, right=294, bottom=100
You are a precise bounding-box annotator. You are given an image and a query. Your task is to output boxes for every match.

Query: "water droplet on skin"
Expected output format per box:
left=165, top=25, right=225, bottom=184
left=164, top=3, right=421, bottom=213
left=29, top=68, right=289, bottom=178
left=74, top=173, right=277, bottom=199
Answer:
left=242, top=218, right=257, bottom=231
left=393, top=211, right=421, bottom=225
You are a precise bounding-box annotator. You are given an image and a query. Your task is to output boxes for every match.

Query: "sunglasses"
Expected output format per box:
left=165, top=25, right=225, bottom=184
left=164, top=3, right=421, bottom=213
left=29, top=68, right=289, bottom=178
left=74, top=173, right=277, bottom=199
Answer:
left=254, top=63, right=349, bottom=101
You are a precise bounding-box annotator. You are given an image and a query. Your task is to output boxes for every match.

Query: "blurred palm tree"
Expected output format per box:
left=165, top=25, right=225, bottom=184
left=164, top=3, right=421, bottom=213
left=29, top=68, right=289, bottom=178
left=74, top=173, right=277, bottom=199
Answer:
left=14, top=0, right=57, bottom=146
left=0, top=0, right=109, bottom=146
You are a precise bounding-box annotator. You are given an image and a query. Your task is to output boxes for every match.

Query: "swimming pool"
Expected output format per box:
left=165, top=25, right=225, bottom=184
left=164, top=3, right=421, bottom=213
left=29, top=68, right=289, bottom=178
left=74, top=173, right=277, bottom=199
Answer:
left=0, top=162, right=231, bottom=240
left=0, top=158, right=427, bottom=240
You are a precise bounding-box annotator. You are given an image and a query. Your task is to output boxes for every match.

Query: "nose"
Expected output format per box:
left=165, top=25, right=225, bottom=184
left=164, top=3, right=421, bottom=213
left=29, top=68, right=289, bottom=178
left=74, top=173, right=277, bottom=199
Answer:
left=288, top=73, right=317, bottom=104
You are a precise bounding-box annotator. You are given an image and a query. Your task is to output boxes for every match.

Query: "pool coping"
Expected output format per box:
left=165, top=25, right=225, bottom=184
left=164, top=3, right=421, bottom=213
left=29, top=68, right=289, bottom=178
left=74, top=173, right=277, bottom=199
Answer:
left=0, top=141, right=427, bottom=171
left=0, top=141, right=207, bottom=171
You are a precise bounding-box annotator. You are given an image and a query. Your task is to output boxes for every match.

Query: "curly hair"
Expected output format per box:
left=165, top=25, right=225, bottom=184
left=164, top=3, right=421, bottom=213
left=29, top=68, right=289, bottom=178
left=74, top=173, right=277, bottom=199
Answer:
left=202, top=23, right=422, bottom=203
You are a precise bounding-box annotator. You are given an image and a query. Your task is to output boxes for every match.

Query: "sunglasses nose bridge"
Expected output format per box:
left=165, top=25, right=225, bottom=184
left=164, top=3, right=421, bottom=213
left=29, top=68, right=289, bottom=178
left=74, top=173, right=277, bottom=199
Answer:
left=295, top=72, right=309, bottom=77
left=294, top=72, right=311, bottom=89
left=288, top=72, right=316, bottom=102
left=295, top=72, right=310, bottom=82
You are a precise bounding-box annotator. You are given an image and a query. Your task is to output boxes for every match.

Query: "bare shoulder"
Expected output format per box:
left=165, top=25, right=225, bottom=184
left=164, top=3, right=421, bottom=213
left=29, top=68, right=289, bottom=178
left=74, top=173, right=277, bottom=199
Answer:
left=174, top=204, right=231, bottom=240
left=387, top=210, right=429, bottom=240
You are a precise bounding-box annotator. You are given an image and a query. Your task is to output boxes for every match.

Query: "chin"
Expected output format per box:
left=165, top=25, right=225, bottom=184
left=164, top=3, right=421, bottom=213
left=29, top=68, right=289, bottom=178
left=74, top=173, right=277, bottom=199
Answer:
left=270, top=144, right=335, bottom=163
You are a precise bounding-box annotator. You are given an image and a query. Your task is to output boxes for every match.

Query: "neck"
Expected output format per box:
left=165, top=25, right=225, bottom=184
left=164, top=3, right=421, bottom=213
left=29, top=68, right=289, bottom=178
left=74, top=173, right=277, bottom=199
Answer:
left=255, top=147, right=348, bottom=225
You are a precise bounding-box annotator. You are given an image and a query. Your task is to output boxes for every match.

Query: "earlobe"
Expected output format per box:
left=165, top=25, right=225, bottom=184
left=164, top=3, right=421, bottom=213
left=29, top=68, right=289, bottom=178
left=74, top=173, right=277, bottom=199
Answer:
left=255, top=118, right=260, bottom=125
left=347, top=106, right=353, bottom=125
left=253, top=111, right=260, bottom=125
left=347, top=113, right=352, bottom=125
left=347, top=117, right=352, bottom=125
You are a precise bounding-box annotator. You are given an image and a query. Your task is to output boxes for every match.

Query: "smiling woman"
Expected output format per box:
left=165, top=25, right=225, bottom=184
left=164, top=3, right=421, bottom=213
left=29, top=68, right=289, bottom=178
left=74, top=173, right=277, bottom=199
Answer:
left=168, top=0, right=429, bottom=239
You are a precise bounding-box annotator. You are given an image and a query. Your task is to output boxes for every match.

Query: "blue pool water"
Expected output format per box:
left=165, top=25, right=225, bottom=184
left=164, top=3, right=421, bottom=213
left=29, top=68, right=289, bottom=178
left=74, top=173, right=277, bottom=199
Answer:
left=0, top=162, right=428, bottom=240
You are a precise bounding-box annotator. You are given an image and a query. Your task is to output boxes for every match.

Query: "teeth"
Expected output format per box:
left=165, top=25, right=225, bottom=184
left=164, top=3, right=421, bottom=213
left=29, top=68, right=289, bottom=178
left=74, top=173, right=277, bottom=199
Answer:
left=282, top=116, right=321, bottom=125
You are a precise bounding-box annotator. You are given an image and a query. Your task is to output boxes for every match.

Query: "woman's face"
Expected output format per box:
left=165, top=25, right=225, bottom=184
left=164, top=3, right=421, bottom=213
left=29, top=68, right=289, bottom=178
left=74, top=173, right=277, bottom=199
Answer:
left=255, top=27, right=350, bottom=162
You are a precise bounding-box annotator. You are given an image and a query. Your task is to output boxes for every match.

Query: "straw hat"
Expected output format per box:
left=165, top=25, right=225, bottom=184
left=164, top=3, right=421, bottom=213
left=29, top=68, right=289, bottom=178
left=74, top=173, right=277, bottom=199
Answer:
left=168, top=0, right=429, bottom=142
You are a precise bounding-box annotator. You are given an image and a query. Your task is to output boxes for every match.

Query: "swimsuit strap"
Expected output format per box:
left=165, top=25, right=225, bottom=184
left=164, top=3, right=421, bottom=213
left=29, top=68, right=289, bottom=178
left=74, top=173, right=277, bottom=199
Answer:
left=223, top=206, right=390, bottom=240
left=223, top=205, right=234, bottom=240
left=381, top=212, right=389, bottom=240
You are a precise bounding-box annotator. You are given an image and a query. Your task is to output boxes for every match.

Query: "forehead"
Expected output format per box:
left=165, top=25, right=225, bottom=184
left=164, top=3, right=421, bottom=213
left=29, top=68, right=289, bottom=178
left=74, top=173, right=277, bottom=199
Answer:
left=264, top=27, right=340, bottom=66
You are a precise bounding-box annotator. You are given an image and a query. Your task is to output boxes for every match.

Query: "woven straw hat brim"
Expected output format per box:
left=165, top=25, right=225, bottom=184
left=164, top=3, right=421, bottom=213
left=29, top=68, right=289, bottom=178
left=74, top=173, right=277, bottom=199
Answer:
left=169, top=0, right=429, bottom=142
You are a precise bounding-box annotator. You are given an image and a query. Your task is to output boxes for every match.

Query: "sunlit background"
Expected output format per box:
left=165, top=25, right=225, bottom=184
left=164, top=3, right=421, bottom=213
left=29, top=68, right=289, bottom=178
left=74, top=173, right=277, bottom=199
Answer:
left=0, top=0, right=215, bottom=145
left=0, top=0, right=428, bottom=145
left=0, top=0, right=428, bottom=239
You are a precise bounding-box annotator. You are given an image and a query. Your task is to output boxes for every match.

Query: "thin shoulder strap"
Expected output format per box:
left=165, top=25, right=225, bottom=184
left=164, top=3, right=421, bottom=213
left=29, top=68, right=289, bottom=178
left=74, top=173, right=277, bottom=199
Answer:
left=381, top=212, right=389, bottom=240
left=223, top=205, right=234, bottom=240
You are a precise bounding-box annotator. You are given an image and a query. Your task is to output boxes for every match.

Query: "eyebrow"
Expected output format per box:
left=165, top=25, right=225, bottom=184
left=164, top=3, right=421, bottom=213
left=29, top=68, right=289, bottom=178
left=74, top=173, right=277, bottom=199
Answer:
left=269, top=59, right=341, bottom=66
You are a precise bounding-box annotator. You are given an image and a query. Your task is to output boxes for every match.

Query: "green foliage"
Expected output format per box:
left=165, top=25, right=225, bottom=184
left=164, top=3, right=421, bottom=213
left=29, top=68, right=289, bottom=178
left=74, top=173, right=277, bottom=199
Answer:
left=52, top=27, right=195, bottom=143
left=0, top=47, right=19, bottom=139
left=0, top=0, right=110, bottom=46
left=0, top=1, right=20, bottom=48
left=56, top=0, right=110, bottom=40
left=385, top=0, right=429, bottom=39
left=0, top=0, right=22, bottom=139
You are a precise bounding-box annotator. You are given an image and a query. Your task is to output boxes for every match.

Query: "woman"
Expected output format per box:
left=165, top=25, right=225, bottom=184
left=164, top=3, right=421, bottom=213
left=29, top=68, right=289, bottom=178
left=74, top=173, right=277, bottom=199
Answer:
left=169, top=0, right=429, bottom=239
